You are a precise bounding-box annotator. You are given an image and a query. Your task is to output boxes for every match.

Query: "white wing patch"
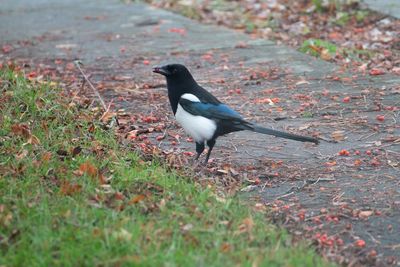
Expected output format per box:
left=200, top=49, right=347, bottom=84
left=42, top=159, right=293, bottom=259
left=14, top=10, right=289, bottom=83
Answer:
left=181, top=93, right=200, bottom=102
left=175, top=94, right=216, bottom=143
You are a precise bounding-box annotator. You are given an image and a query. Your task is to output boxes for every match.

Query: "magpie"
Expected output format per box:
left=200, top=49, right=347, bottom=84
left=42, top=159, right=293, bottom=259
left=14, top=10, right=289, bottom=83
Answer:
left=153, top=64, right=319, bottom=164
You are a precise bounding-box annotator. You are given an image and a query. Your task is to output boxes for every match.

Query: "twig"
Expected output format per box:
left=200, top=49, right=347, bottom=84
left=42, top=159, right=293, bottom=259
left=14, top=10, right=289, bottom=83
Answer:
left=74, top=60, right=107, bottom=110
left=358, top=132, right=377, bottom=141
left=74, top=60, right=119, bottom=126
left=275, top=177, right=334, bottom=200
left=275, top=191, right=294, bottom=200
left=385, top=243, right=400, bottom=250
left=316, top=136, right=337, bottom=143
left=366, top=232, right=381, bottom=245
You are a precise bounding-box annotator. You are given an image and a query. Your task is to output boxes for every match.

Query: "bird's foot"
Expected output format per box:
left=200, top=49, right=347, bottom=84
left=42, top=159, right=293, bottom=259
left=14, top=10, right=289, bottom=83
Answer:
left=191, top=156, right=201, bottom=167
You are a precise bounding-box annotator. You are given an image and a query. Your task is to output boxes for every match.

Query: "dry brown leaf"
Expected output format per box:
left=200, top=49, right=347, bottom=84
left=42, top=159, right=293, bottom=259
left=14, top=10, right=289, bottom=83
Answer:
left=79, top=161, right=98, bottom=178
left=129, top=195, right=145, bottom=204
left=15, top=149, right=28, bottom=160
left=220, top=243, right=231, bottom=253
left=11, top=124, right=31, bottom=138
left=181, top=223, right=193, bottom=232
left=359, top=210, right=373, bottom=219
left=60, top=181, right=82, bottom=195
left=299, top=124, right=311, bottom=131
left=100, top=111, right=117, bottom=123
left=217, top=169, right=228, bottom=175
left=28, top=135, right=40, bottom=145
left=331, top=130, right=346, bottom=142
left=320, top=48, right=332, bottom=60
left=71, top=146, right=82, bottom=157
left=295, top=79, right=310, bottom=86
left=41, top=152, right=52, bottom=162
left=112, top=228, right=132, bottom=241
left=237, top=217, right=254, bottom=234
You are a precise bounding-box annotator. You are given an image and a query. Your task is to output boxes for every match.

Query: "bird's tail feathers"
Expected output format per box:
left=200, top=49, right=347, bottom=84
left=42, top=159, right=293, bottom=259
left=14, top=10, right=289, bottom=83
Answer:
left=249, top=123, right=319, bottom=144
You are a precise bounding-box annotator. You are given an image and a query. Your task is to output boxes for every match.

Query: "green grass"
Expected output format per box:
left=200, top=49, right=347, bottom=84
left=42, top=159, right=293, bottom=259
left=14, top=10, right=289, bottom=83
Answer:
left=299, top=39, right=337, bottom=58
left=0, top=68, right=333, bottom=266
left=299, top=38, right=374, bottom=62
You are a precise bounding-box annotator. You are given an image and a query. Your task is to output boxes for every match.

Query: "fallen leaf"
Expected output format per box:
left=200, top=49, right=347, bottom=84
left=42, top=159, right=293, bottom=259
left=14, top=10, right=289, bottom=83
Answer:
left=355, top=239, right=366, bottom=248
left=168, top=27, right=186, bottom=35
left=16, top=149, right=28, bottom=160
left=369, top=68, right=385, bottom=76
left=28, top=135, right=40, bottom=145
left=181, top=223, right=193, bottom=232
left=113, top=228, right=132, bottom=241
left=220, top=243, right=231, bottom=252
left=56, top=43, right=77, bottom=50
left=359, top=210, right=373, bottom=219
left=217, top=169, right=228, bottom=175
left=235, top=41, right=248, bottom=48
left=376, top=115, right=385, bottom=122
left=237, top=217, right=254, bottom=234
left=79, top=161, right=98, bottom=178
left=2, top=44, right=13, bottom=53
left=41, top=152, right=52, bottom=162
left=71, top=146, right=82, bottom=157
left=129, top=195, right=145, bottom=204
left=60, top=181, right=82, bottom=195
left=296, top=79, right=310, bottom=85
left=11, top=124, right=31, bottom=138
left=331, top=131, right=345, bottom=141
left=320, top=48, right=332, bottom=60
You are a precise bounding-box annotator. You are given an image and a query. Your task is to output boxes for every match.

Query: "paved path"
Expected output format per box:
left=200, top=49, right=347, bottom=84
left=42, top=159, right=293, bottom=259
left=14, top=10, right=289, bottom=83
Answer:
left=1, top=0, right=399, bottom=265
left=363, top=0, right=400, bottom=18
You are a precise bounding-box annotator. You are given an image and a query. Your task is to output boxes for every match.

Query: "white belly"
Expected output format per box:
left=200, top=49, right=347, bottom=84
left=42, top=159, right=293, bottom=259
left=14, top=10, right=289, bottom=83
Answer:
left=175, top=104, right=217, bottom=143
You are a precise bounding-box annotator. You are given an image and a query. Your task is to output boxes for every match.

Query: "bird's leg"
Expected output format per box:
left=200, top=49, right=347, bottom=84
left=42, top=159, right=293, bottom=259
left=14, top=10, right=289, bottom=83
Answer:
left=204, top=139, right=216, bottom=164
left=195, top=142, right=205, bottom=160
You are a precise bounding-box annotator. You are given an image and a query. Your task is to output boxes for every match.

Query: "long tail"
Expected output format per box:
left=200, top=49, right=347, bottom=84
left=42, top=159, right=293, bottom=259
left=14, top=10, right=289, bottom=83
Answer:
left=249, top=124, right=319, bottom=144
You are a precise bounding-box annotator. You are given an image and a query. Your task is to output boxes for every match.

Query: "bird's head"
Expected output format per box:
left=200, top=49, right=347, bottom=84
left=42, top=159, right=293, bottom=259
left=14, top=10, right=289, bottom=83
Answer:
left=153, top=64, right=194, bottom=83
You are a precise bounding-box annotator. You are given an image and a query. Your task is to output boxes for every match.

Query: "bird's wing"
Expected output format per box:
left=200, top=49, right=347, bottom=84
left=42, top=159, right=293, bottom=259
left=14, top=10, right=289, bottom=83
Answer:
left=179, top=98, right=244, bottom=122
left=194, top=85, right=221, bottom=105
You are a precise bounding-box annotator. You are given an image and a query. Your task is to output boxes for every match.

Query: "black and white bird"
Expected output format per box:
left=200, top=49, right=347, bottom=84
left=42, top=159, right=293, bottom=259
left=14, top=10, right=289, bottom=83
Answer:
left=153, top=64, right=319, bottom=164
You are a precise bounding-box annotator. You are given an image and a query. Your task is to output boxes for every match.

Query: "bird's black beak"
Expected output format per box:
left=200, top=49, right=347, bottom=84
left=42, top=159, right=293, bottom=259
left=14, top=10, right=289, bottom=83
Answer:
left=152, top=66, right=170, bottom=76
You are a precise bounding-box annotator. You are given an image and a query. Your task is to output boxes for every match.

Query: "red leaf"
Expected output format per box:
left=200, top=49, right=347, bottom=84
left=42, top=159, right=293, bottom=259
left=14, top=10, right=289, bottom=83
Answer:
left=201, top=54, right=213, bottom=61
left=376, top=115, right=385, bottom=122
left=27, top=71, right=37, bottom=79
left=369, top=68, right=385, bottom=76
left=2, top=45, right=13, bottom=53
left=355, top=239, right=366, bottom=248
left=156, top=135, right=164, bottom=141
left=168, top=27, right=186, bottom=35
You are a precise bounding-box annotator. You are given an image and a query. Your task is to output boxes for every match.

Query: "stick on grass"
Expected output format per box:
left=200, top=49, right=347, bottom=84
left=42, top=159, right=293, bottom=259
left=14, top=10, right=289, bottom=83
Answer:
left=74, top=60, right=119, bottom=126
